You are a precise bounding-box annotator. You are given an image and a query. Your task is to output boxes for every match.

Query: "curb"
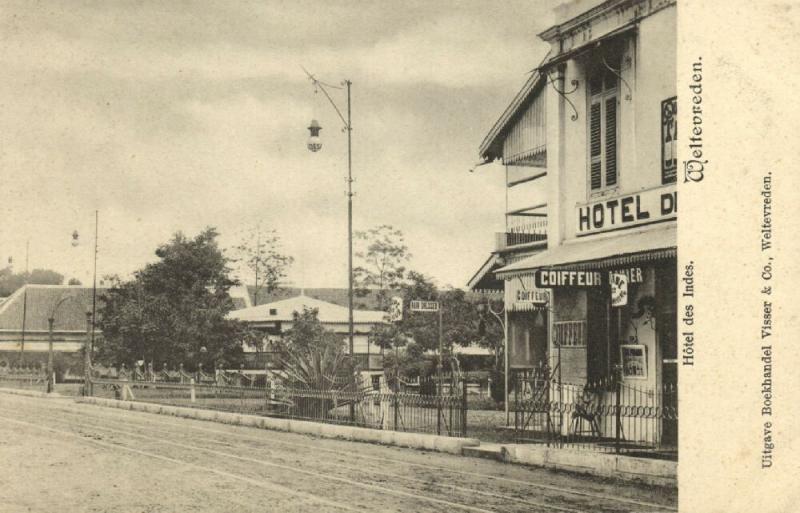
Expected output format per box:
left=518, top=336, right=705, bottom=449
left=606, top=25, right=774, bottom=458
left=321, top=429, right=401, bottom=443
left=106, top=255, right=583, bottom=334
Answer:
left=75, top=396, right=481, bottom=456
left=0, top=387, right=68, bottom=399
left=503, top=444, right=677, bottom=488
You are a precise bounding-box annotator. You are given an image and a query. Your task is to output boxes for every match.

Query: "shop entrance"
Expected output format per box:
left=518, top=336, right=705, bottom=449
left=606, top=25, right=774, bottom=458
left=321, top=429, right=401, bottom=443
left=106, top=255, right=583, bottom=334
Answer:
left=508, top=309, right=548, bottom=369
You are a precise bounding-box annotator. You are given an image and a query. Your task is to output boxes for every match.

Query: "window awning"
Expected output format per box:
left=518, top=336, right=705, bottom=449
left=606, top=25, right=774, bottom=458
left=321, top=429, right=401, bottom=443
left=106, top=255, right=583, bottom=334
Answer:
left=495, top=225, right=676, bottom=278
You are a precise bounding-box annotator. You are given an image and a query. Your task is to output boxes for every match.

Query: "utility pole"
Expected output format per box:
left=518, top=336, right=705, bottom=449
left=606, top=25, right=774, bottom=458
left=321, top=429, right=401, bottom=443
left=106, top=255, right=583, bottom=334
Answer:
left=91, top=210, right=98, bottom=353
left=19, top=240, right=29, bottom=362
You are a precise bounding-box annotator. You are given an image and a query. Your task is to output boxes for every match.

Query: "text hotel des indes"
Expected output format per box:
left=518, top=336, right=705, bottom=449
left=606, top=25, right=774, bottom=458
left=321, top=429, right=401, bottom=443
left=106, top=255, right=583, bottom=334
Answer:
left=681, top=56, right=777, bottom=470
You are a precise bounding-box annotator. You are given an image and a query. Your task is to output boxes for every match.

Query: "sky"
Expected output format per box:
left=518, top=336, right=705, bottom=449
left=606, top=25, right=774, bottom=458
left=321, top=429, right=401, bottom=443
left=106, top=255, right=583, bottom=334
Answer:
left=0, top=0, right=558, bottom=290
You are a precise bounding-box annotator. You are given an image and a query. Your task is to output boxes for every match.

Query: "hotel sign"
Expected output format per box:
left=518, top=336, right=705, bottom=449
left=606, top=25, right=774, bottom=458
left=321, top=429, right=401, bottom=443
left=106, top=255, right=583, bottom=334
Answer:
left=577, top=186, right=677, bottom=235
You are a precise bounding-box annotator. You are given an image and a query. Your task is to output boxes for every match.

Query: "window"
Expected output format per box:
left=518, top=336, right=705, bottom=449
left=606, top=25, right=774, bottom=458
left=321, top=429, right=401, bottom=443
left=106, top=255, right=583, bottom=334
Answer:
left=588, top=56, right=620, bottom=192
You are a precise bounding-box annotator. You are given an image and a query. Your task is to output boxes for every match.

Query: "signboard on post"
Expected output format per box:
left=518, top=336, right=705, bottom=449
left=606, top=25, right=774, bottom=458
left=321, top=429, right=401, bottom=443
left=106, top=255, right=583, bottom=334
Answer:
left=610, top=272, right=629, bottom=307
left=410, top=300, right=439, bottom=312
left=388, top=296, right=403, bottom=322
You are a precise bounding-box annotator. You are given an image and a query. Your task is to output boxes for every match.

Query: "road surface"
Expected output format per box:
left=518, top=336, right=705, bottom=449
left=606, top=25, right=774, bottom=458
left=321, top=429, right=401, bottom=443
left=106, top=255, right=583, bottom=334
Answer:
left=0, top=392, right=677, bottom=513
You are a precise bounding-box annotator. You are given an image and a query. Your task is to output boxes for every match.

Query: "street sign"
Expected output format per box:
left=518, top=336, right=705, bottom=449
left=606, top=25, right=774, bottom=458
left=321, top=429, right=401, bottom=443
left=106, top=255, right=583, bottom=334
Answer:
left=410, top=300, right=439, bottom=312
left=388, top=296, right=404, bottom=322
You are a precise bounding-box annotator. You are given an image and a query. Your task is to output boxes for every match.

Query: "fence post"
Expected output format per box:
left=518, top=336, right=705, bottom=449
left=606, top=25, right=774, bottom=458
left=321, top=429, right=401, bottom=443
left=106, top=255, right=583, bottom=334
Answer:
left=462, top=377, right=468, bottom=437
left=393, top=374, right=399, bottom=431
left=190, top=378, right=196, bottom=403
left=614, top=364, right=622, bottom=455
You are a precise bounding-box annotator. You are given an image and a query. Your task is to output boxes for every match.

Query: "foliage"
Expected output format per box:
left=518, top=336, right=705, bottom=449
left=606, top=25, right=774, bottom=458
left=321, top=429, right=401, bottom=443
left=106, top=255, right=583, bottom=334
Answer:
left=67, top=278, right=82, bottom=286
left=0, top=268, right=64, bottom=296
left=96, top=227, right=248, bottom=369
left=353, top=225, right=410, bottom=308
left=231, top=227, right=293, bottom=306
left=277, top=307, right=354, bottom=389
left=371, top=271, right=504, bottom=378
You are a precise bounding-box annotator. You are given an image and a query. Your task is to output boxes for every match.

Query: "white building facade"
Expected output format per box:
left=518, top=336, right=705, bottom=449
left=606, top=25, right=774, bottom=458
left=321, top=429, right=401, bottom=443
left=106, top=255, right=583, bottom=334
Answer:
left=471, top=0, right=677, bottom=447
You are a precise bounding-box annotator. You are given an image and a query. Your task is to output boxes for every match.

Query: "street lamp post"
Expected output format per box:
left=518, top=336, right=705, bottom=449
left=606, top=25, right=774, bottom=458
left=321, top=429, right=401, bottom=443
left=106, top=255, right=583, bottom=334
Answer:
left=46, top=294, right=78, bottom=393
left=304, top=70, right=355, bottom=391
left=479, top=298, right=509, bottom=425
left=73, top=210, right=99, bottom=357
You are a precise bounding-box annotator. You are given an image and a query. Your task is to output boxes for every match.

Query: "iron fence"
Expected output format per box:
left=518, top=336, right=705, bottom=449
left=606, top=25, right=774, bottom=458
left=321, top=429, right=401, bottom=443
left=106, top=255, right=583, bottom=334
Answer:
left=0, top=364, right=47, bottom=392
left=88, top=367, right=467, bottom=437
left=513, top=367, right=677, bottom=460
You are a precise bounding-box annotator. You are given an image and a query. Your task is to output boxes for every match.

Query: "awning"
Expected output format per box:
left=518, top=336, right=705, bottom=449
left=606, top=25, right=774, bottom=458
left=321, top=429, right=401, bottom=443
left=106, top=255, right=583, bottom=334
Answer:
left=495, top=225, right=676, bottom=278
left=537, top=23, right=637, bottom=73
left=467, top=254, right=505, bottom=292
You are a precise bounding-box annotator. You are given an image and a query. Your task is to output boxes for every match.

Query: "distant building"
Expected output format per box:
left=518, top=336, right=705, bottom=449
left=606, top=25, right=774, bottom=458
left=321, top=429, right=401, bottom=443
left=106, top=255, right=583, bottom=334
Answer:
left=0, top=284, right=101, bottom=377
left=229, top=295, right=387, bottom=379
left=247, top=286, right=383, bottom=310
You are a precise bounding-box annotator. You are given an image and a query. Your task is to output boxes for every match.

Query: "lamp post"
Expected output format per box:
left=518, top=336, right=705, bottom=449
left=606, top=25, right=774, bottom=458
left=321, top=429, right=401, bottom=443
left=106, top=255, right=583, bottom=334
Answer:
left=478, top=298, right=509, bottom=425
left=46, top=294, right=77, bottom=393
left=303, top=71, right=355, bottom=374
left=72, top=210, right=99, bottom=354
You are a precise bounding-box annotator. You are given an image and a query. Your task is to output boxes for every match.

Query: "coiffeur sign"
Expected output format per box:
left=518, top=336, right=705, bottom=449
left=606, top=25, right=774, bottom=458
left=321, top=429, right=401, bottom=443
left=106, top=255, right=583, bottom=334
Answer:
left=534, top=267, right=644, bottom=289
left=576, top=186, right=677, bottom=235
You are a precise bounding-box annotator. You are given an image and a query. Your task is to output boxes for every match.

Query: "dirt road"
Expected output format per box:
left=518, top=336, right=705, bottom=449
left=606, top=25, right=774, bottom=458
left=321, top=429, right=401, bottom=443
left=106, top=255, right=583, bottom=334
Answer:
left=0, top=392, right=676, bottom=513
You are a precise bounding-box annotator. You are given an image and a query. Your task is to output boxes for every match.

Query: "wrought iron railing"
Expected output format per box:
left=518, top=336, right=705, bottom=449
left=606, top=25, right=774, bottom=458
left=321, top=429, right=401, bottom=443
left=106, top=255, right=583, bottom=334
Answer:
left=512, top=367, right=677, bottom=460
left=88, top=371, right=468, bottom=437
left=0, top=363, right=47, bottom=390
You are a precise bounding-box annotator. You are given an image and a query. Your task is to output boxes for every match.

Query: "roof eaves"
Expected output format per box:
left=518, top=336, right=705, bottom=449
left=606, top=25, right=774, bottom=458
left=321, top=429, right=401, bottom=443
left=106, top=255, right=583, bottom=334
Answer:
left=479, top=69, right=548, bottom=162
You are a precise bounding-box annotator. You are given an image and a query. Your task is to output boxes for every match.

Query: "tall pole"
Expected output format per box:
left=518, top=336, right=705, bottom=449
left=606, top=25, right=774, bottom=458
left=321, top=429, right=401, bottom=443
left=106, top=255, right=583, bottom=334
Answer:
left=346, top=80, right=353, bottom=363
left=504, top=307, right=510, bottom=426
left=84, top=311, right=92, bottom=396
left=346, top=80, right=355, bottom=423
left=19, top=240, right=29, bottom=362
left=91, top=210, right=98, bottom=353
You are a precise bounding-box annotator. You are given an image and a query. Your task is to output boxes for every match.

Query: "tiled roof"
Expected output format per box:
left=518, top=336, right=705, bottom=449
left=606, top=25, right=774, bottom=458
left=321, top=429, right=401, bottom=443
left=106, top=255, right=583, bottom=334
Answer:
left=0, top=285, right=104, bottom=332
left=249, top=287, right=383, bottom=310
left=229, top=295, right=387, bottom=325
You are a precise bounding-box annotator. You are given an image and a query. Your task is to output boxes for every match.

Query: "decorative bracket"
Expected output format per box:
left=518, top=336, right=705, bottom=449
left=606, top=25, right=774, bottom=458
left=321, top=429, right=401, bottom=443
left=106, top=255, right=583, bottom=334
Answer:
left=603, top=56, right=632, bottom=101
left=546, top=71, right=580, bottom=121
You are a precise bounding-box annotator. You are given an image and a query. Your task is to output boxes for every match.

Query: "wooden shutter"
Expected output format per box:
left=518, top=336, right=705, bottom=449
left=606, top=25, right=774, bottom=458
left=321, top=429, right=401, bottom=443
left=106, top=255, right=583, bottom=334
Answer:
left=605, top=96, right=617, bottom=186
left=589, top=101, right=602, bottom=190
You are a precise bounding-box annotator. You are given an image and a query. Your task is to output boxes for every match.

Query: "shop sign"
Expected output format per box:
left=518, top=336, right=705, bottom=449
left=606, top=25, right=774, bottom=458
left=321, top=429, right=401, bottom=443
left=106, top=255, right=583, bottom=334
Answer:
left=533, top=267, right=645, bottom=289
left=505, top=275, right=550, bottom=311
left=410, top=300, right=439, bottom=312
left=620, top=344, right=648, bottom=379
left=388, top=296, right=403, bottom=322
left=534, top=269, right=603, bottom=288
left=576, top=186, right=677, bottom=235
left=609, top=272, right=629, bottom=307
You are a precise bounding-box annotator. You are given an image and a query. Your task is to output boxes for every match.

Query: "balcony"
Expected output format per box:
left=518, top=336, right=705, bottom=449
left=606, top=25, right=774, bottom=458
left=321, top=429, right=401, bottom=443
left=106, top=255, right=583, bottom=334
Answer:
left=495, top=218, right=548, bottom=252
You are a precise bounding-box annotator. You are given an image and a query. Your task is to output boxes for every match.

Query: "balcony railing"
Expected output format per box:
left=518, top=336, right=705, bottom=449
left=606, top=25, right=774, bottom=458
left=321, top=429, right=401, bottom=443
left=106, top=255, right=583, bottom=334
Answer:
left=495, top=219, right=547, bottom=251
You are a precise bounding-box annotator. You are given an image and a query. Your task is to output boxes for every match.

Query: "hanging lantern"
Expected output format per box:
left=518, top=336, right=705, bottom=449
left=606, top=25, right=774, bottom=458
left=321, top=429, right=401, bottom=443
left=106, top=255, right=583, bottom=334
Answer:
left=71, top=230, right=80, bottom=247
left=307, top=119, right=322, bottom=152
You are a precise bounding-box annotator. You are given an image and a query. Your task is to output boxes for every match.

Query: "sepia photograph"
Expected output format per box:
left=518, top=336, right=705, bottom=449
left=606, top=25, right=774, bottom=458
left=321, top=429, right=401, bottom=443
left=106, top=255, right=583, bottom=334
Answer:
left=0, top=0, right=796, bottom=511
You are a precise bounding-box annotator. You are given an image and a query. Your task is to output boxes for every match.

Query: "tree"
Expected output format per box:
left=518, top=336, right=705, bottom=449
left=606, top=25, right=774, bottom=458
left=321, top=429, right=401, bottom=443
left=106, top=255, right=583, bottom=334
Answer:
left=278, top=307, right=354, bottom=389
left=370, top=271, right=501, bottom=377
left=67, top=278, right=82, bottom=286
left=0, top=268, right=64, bottom=296
left=97, top=227, right=247, bottom=369
left=231, top=227, right=293, bottom=306
left=353, top=225, right=410, bottom=308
